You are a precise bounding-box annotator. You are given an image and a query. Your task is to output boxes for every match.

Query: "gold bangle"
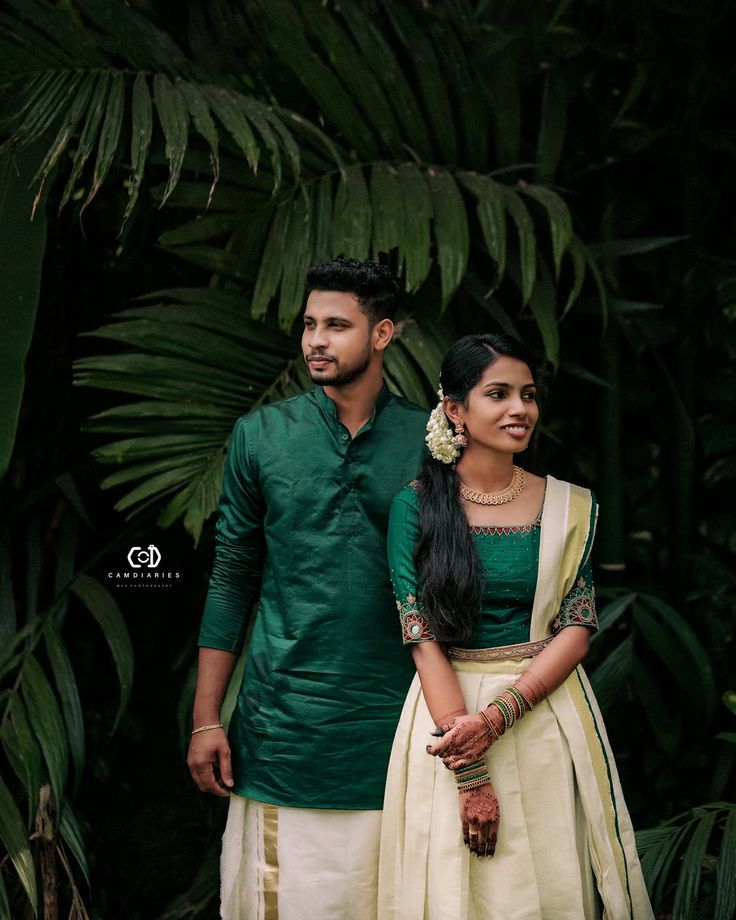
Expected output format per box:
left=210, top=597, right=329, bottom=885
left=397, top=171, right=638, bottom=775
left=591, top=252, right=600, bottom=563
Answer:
left=478, top=708, right=501, bottom=741
left=191, top=723, right=223, bottom=735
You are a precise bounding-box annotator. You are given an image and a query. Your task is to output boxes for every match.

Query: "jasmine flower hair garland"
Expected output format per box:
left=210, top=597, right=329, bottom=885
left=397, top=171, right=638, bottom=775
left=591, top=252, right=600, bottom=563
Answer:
left=425, top=387, right=465, bottom=464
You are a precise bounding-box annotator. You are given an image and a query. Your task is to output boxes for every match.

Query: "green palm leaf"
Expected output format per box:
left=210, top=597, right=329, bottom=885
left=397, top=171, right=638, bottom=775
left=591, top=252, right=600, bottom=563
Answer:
left=0, top=771, right=37, bottom=913
left=69, top=575, right=133, bottom=732
left=58, top=71, right=111, bottom=211
left=125, top=72, right=153, bottom=222
left=500, top=184, right=537, bottom=305
left=338, top=0, right=432, bottom=159
left=522, top=184, right=573, bottom=279
left=60, top=803, right=90, bottom=887
left=715, top=806, right=736, bottom=920
left=43, top=620, right=85, bottom=786
left=82, top=70, right=125, bottom=211
left=633, top=594, right=717, bottom=717
left=74, top=289, right=301, bottom=539
left=380, top=1, right=457, bottom=163
left=332, top=165, right=372, bottom=260
left=2, top=691, right=42, bottom=825
left=370, top=162, right=405, bottom=262
left=0, top=143, right=49, bottom=481
left=458, top=172, right=508, bottom=283
left=0, top=3, right=307, bottom=215
left=153, top=75, right=189, bottom=206
left=588, top=633, right=633, bottom=713
left=251, top=0, right=378, bottom=157
left=251, top=198, right=294, bottom=320
left=427, top=167, right=469, bottom=308
left=298, top=0, right=404, bottom=154
left=278, top=194, right=313, bottom=330
left=637, top=803, right=736, bottom=918
left=20, top=652, right=69, bottom=812
left=396, top=164, right=432, bottom=291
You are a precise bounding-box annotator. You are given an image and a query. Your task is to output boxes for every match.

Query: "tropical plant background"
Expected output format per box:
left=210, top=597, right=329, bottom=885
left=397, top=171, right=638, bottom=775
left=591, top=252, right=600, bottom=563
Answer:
left=1, top=0, right=734, bottom=917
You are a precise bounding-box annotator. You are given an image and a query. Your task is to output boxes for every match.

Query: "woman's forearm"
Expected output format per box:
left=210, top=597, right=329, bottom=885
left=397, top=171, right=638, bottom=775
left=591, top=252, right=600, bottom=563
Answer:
left=411, top=641, right=468, bottom=729
left=426, top=626, right=594, bottom=766
left=483, top=625, right=592, bottom=737
left=516, top=625, right=592, bottom=698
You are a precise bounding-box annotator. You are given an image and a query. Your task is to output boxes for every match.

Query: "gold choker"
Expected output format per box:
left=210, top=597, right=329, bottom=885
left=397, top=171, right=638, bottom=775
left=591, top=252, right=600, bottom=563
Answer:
left=458, top=466, right=524, bottom=505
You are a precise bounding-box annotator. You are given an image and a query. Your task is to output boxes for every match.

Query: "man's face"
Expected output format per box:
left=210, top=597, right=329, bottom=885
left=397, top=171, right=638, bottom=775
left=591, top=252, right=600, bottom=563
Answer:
left=301, top=290, right=375, bottom=386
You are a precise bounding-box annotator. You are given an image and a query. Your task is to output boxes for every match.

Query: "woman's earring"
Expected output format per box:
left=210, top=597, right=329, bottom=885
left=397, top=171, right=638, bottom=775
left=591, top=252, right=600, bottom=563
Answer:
left=452, top=422, right=468, bottom=448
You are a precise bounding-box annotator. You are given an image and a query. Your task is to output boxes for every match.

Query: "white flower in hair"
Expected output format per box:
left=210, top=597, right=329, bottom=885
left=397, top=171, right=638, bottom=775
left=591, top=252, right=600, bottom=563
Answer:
left=425, top=386, right=461, bottom=464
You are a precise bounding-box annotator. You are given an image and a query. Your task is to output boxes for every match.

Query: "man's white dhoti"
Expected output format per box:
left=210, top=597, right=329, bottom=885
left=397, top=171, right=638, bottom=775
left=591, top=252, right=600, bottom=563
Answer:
left=221, top=794, right=382, bottom=920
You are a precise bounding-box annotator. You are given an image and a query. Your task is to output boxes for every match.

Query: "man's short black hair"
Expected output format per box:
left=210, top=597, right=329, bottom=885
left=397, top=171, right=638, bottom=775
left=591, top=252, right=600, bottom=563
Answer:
left=305, top=257, right=399, bottom=323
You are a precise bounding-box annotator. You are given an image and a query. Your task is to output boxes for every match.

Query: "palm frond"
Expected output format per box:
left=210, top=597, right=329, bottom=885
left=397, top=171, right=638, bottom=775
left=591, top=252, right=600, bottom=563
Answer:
left=0, top=1, right=316, bottom=217
left=0, top=486, right=134, bottom=916
left=637, top=803, right=736, bottom=919
left=241, top=162, right=587, bottom=346
left=74, top=289, right=303, bottom=542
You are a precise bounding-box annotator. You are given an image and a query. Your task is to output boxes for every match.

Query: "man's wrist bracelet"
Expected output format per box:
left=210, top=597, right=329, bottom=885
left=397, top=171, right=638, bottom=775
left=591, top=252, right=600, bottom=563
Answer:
left=191, top=722, right=223, bottom=735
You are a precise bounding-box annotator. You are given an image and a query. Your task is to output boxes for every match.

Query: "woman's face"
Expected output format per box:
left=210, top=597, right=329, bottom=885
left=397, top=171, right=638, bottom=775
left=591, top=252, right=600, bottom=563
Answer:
left=448, top=356, right=539, bottom=455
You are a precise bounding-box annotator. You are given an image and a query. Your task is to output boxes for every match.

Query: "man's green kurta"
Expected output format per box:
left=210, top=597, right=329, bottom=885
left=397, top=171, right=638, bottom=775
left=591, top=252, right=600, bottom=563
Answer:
left=198, top=384, right=428, bottom=809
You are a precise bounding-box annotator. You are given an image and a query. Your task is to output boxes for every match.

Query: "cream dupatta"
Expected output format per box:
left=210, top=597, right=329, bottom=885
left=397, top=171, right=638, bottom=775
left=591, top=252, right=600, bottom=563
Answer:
left=534, top=477, right=653, bottom=919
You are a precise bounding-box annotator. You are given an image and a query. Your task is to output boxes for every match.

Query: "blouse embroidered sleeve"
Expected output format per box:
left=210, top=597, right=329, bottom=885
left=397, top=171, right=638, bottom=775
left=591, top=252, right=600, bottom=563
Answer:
left=387, top=485, right=437, bottom=645
left=552, top=555, right=598, bottom=633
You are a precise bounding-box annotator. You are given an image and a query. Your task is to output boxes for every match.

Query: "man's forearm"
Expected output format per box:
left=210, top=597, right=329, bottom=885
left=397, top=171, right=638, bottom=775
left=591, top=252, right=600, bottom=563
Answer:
left=192, top=647, right=239, bottom=727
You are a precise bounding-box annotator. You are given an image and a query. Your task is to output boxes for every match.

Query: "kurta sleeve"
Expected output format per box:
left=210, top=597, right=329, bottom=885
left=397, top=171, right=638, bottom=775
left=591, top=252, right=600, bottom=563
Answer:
left=387, top=485, right=436, bottom=644
left=198, top=415, right=265, bottom=653
left=552, top=493, right=598, bottom=633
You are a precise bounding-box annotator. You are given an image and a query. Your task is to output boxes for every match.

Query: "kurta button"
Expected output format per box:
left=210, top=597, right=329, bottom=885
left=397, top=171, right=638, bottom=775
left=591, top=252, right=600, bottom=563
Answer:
left=341, top=433, right=348, bottom=440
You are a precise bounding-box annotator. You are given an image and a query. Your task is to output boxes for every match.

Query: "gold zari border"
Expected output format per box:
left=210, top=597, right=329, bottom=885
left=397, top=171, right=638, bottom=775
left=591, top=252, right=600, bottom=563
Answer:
left=262, top=803, right=279, bottom=919
left=447, top=637, right=553, bottom=661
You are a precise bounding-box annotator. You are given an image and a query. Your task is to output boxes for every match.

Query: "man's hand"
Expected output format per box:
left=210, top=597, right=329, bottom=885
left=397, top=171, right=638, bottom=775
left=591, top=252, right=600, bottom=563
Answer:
left=187, top=727, right=234, bottom=796
left=460, top=782, right=500, bottom=858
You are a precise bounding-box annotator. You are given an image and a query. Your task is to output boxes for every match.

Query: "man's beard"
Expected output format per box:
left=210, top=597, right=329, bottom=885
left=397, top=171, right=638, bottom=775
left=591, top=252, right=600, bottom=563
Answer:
left=306, top=348, right=372, bottom=387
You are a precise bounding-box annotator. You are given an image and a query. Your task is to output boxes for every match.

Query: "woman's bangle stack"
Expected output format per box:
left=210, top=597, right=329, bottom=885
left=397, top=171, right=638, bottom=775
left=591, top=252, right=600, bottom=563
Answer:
left=482, top=681, right=537, bottom=738
left=454, top=759, right=491, bottom=793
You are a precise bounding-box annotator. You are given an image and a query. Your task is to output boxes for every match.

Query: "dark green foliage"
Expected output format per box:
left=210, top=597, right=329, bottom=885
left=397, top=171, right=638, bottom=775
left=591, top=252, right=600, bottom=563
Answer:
left=0, top=0, right=734, bottom=916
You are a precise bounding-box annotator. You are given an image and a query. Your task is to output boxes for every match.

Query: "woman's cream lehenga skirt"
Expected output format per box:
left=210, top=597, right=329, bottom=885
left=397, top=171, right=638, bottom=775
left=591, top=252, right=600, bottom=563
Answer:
left=378, top=658, right=653, bottom=920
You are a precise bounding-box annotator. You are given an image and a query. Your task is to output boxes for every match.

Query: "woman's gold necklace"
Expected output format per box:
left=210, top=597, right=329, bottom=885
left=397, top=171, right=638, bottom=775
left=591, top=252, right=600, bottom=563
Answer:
left=458, top=465, right=525, bottom=505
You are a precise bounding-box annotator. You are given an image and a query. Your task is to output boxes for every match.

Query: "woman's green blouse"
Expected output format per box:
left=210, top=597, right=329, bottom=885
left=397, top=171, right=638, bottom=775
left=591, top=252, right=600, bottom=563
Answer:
left=388, top=482, right=598, bottom=648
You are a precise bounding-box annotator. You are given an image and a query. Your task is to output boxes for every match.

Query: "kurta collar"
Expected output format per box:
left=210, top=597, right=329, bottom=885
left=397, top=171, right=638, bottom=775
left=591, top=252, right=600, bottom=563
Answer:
left=313, top=382, right=392, bottom=426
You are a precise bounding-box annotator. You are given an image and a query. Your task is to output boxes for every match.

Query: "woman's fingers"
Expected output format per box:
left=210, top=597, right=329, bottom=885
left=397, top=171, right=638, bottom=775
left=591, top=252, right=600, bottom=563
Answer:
left=426, top=733, right=453, bottom=756
left=468, top=818, right=498, bottom=859
left=442, top=754, right=470, bottom=771
left=483, top=831, right=497, bottom=858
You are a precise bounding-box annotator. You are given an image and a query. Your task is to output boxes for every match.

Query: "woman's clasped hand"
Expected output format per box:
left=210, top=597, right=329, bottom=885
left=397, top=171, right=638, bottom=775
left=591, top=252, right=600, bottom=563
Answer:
left=426, top=712, right=496, bottom=770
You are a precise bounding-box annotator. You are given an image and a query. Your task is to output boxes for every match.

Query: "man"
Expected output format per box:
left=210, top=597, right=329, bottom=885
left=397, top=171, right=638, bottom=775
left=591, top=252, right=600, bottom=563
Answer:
left=187, top=258, right=428, bottom=919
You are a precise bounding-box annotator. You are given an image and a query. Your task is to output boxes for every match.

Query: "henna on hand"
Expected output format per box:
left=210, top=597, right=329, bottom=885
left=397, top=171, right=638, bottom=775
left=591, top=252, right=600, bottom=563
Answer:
left=430, top=707, right=468, bottom=737
left=427, top=713, right=494, bottom=769
left=460, top=782, right=500, bottom=858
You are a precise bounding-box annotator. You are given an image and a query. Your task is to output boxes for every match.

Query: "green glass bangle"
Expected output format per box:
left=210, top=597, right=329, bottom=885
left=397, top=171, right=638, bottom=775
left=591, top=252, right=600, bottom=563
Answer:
left=507, top=686, right=527, bottom=717
left=492, top=696, right=514, bottom=731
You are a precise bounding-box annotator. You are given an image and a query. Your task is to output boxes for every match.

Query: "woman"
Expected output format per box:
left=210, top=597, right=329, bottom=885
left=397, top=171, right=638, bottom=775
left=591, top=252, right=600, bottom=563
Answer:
left=379, top=334, right=652, bottom=919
